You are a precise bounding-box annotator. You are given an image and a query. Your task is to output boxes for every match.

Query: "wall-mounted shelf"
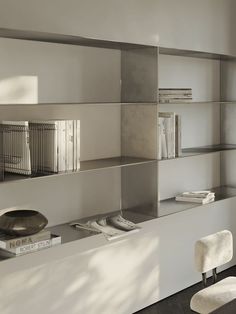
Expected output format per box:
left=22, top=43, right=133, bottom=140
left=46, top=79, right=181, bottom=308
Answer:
left=158, top=101, right=236, bottom=105
left=0, top=208, right=155, bottom=262
left=158, top=185, right=236, bottom=217
left=158, top=145, right=236, bottom=161
left=159, top=46, right=236, bottom=61
left=2, top=157, right=156, bottom=185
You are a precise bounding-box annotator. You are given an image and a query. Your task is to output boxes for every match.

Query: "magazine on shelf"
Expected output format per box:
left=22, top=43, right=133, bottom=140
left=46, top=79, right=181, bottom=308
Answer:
left=175, top=190, right=215, bottom=204
left=70, top=214, right=141, bottom=241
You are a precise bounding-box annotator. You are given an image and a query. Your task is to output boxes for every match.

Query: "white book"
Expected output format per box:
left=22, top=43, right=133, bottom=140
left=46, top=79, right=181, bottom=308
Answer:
left=158, top=117, right=167, bottom=158
left=175, top=195, right=215, bottom=204
left=57, top=120, right=67, bottom=172
left=159, top=98, right=192, bottom=104
left=66, top=120, right=74, bottom=171
left=159, top=112, right=175, bottom=158
left=75, top=120, right=80, bottom=171
left=159, top=94, right=192, bottom=99
left=1, top=234, right=61, bottom=256
left=158, top=118, right=162, bottom=159
left=159, top=88, right=192, bottom=95
left=181, top=191, right=214, bottom=198
left=175, top=115, right=182, bottom=157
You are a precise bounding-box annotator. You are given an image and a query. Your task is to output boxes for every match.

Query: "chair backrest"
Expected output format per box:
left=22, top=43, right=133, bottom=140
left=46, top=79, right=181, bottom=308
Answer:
left=195, top=230, right=233, bottom=274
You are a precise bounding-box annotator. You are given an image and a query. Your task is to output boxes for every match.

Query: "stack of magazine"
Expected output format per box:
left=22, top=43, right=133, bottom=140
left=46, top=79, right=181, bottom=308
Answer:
left=1, top=120, right=80, bottom=177
left=0, top=229, right=61, bottom=257
left=70, top=214, right=140, bottom=241
left=175, top=190, right=215, bottom=204
left=159, top=88, right=192, bottom=103
left=158, top=112, right=181, bottom=159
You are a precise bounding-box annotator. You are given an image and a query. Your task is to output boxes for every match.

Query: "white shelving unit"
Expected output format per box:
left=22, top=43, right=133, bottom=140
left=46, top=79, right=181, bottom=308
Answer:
left=158, top=47, right=236, bottom=217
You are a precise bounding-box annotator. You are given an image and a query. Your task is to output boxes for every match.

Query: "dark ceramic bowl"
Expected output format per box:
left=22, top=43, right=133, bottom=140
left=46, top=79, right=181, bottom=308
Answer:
left=0, top=210, right=48, bottom=236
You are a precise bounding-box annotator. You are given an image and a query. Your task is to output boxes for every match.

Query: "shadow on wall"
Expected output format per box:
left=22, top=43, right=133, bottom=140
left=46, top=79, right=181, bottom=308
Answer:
left=0, top=76, right=38, bottom=104
left=0, top=233, right=160, bottom=314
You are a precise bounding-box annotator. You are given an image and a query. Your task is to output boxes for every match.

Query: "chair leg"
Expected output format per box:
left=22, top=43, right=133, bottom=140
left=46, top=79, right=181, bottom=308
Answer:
left=202, top=273, right=207, bottom=287
left=213, top=267, right=217, bottom=283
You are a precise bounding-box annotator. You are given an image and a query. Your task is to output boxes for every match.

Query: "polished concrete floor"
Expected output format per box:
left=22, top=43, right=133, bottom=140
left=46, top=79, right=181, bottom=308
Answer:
left=136, top=266, right=236, bottom=314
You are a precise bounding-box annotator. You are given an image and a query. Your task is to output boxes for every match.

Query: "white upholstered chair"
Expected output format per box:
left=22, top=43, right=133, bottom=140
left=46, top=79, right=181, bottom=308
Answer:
left=190, top=230, right=236, bottom=313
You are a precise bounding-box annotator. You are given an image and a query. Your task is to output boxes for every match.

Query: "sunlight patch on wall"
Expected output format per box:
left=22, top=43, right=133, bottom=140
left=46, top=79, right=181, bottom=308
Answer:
left=0, top=76, right=38, bottom=104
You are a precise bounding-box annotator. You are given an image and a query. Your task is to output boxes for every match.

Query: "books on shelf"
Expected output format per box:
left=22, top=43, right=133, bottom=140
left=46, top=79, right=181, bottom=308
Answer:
left=0, top=229, right=51, bottom=250
left=158, top=112, right=182, bottom=159
left=0, top=119, right=80, bottom=176
left=175, top=190, right=215, bottom=204
left=29, top=120, right=80, bottom=175
left=0, top=232, right=61, bottom=256
left=2, top=121, right=31, bottom=175
left=159, top=88, right=192, bottom=103
left=70, top=214, right=140, bottom=241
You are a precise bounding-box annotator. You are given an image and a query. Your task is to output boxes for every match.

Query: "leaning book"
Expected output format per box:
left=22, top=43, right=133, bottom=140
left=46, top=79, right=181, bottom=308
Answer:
left=0, top=234, right=61, bottom=256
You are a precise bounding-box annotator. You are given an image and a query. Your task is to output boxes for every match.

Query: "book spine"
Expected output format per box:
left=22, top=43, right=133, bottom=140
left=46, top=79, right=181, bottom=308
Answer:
left=159, top=117, right=167, bottom=158
left=159, top=94, right=192, bottom=99
left=58, top=121, right=66, bottom=172
left=12, top=236, right=61, bottom=255
left=0, top=230, right=51, bottom=250
left=158, top=118, right=162, bottom=160
left=159, top=89, right=192, bottom=95
left=76, top=120, right=80, bottom=171
left=175, top=115, right=182, bottom=157
left=159, top=98, right=192, bottom=104
left=66, top=120, right=74, bottom=171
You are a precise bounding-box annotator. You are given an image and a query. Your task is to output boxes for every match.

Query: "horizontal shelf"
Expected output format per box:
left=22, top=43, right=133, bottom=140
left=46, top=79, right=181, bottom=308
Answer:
left=158, top=144, right=236, bottom=161
left=159, top=46, right=236, bottom=61
left=158, top=101, right=236, bottom=105
left=158, top=185, right=236, bottom=217
left=0, top=102, right=158, bottom=107
left=2, top=157, right=156, bottom=184
left=0, top=209, right=155, bottom=262
left=0, top=27, right=153, bottom=50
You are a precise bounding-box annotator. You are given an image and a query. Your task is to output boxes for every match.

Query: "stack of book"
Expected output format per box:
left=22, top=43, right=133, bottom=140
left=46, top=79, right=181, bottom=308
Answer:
left=159, top=88, right=192, bottom=103
left=70, top=214, right=140, bottom=241
left=1, top=119, right=80, bottom=177
left=158, top=112, right=182, bottom=159
left=0, top=229, right=61, bottom=257
left=175, top=190, right=215, bottom=204
left=29, top=120, right=80, bottom=175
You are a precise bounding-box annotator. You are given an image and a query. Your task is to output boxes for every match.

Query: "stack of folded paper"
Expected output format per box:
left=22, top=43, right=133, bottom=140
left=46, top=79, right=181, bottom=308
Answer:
left=70, top=214, right=140, bottom=241
left=175, top=190, right=215, bottom=204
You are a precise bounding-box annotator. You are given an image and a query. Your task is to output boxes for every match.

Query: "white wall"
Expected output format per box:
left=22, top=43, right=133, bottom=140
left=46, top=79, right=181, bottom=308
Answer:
left=0, top=0, right=235, bottom=55
left=0, top=1, right=236, bottom=314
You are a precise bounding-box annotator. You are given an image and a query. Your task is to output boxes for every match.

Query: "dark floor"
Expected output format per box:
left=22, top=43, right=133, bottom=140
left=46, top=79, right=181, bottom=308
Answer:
left=135, top=266, right=236, bottom=314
